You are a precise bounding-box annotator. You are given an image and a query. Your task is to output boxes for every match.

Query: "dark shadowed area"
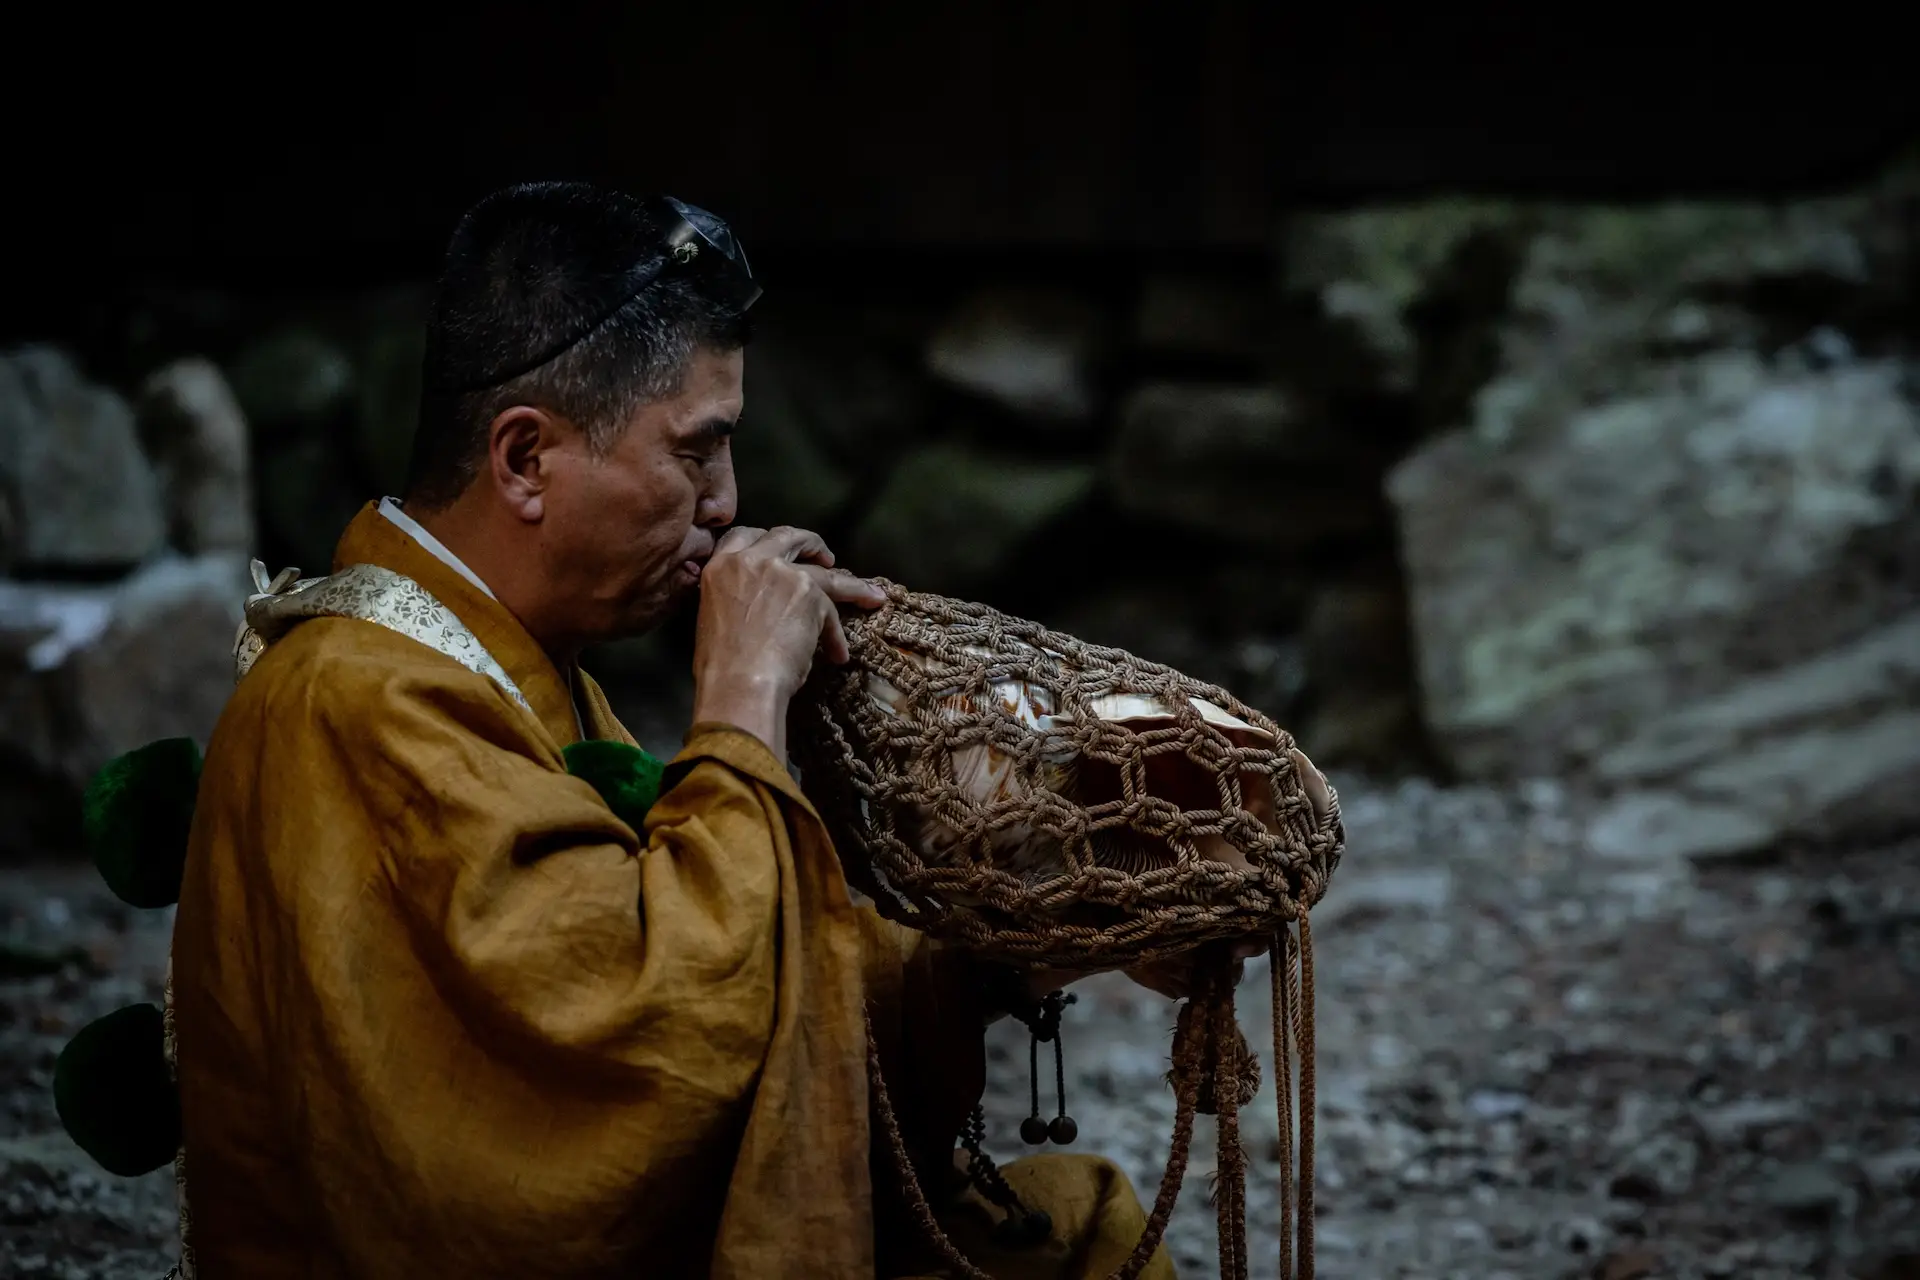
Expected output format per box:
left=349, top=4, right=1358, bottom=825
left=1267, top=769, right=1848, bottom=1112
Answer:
left=3, top=6, right=1917, bottom=1277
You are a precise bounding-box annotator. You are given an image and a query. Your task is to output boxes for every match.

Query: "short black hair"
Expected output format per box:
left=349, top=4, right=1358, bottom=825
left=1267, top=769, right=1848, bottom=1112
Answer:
left=404, top=181, right=753, bottom=509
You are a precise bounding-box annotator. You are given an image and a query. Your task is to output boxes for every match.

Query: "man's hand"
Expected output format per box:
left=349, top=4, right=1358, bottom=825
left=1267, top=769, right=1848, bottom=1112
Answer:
left=690, top=525, right=886, bottom=757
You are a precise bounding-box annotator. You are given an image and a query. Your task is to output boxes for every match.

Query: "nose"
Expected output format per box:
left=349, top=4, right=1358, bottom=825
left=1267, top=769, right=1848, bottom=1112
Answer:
left=698, top=448, right=738, bottom=529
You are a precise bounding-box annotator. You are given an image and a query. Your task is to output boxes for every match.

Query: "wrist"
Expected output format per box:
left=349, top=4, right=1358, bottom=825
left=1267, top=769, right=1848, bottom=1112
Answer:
left=691, top=671, right=791, bottom=758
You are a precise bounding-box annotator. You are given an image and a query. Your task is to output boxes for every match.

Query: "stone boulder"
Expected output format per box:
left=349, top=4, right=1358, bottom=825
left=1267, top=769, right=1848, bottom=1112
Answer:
left=1108, top=383, right=1388, bottom=546
left=227, top=326, right=365, bottom=573
left=1278, top=199, right=1524, bottom=403
left=227, top=326, right=356, bottom=444
left=137, top=358, right=256, bottom=555
left=925, top=287, right=1106, bottom=424
left=1585, top=611, right=1920, bottom=862
left=1132, top=271, right=1279, bottom=366
left=751, top=314, right=932, bottom=465
left=0, top=347, right=167, bottom=574
left=731, top=313, right=937, bottom=531
left=1384, top=167, right=1920, bottom=856
left=1393, top=352, right=1920, bottom=780
left=0, top=553, right=249, bottom=857
left=849, top=443, right=1096, bottom=596
left=352, top=287, right=431, bottom=497
left=732, top=338, right=858, bottom=531
left=1297, top=578, right=1427, bottom=772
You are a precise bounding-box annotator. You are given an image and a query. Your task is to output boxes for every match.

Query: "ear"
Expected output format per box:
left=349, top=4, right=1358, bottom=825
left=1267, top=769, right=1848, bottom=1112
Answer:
left=486, top=405, right=562, bottom=523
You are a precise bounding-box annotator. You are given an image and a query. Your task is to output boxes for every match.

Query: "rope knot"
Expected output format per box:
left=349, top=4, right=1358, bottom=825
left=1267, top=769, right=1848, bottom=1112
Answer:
left=1170, top=983, right=1261, bottom=1116
left=1009, top=989, right=1072, bottom=1044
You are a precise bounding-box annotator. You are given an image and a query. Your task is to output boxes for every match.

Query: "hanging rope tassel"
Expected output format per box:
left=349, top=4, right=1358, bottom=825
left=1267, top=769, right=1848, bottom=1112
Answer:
left=1296, top=911, right=1317, bottom=1279
left=1023, top=1032, right=1047, bottom=1145
left=1017, top=990, right=1078, bottom=1147
left=1271, top=910, right=1318, bottom=1279
left=869, top=979, right=1217, bottom=1280
left=1273, top=928, right=1295, bottom=1280
left=1201, top=959, right=1252, bottom=1280
left=1051, top=1016, right=1076, bottom=1144
left=864, top=931, right=1314, bottom=1280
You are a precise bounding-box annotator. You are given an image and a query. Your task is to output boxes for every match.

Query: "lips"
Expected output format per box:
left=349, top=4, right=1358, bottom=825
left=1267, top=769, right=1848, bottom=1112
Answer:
left=676, top=539, right=715, bottom=589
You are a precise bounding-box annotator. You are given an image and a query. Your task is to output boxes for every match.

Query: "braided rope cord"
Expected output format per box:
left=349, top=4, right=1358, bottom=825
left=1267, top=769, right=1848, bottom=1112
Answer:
left=1294, top=913, right=1318, bottom=1277
left=959, top=1105, right=1032, bottom=1220
left=1274, top=932, right=1295, bottom=1280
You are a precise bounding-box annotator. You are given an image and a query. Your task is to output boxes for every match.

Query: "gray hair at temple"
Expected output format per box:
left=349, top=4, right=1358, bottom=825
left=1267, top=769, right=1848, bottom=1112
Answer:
left=403, top=181, right=754, bottom=510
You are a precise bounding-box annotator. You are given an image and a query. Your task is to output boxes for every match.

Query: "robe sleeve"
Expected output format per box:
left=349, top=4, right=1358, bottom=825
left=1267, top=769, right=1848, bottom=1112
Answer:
left=362, top=688, right=792, bottom=1087
left=222, top=648, right=831, bottom=1274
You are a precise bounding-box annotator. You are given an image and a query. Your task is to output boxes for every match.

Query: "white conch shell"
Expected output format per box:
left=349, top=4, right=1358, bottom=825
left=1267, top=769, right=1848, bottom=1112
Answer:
left=864, top=640, right=1283, bottom=896
left=866, top=643, right=1076, bottom=884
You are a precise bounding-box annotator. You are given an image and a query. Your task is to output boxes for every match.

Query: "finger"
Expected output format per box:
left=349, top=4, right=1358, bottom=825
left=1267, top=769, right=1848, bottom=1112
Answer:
left=819, top=601, right=851, bottom=665
left=714, top=525, right=767, bottom=554
left=802, top=564, right=887, bottom=608
left=1291, top=748, right=1333, bottom=823
left=746, top=525, right=833, bottom=566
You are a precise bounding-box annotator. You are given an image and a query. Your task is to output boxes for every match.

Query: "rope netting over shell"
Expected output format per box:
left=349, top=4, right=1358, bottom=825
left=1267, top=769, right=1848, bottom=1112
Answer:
left=792, top=581, right=1344, bottom=969
left=793, top=582, right=1346, bottom=1278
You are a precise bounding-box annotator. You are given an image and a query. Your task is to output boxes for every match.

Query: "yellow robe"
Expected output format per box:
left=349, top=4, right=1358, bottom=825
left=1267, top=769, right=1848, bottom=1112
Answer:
left=172, top=504, right=1172, bottom=1279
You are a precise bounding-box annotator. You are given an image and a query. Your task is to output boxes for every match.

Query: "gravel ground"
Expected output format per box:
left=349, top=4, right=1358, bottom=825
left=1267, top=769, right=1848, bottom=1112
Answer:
left=980, top=780, right=1920, bottom=1280
left=1, top=862, right=176, bottom=1280
left=5, top=777, right=1918, bottom=1279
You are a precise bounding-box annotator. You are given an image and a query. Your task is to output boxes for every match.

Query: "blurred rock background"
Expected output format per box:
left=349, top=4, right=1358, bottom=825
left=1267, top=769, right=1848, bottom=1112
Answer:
left=6, top=154, right=1915, bottom=867
left=3, top=8, right=1918, bottom=1277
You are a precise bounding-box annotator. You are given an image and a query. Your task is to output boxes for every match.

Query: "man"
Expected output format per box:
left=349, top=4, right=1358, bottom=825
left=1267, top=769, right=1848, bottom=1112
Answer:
left=172, top=181, right=1200, bottom=1278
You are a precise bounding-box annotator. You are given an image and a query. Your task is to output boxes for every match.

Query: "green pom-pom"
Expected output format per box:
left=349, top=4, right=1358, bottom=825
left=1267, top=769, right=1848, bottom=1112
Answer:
left=82, top=738, right=202, bottom=909
left=563, top=740, right=666, bottom=832
left=53, top=1003, right=181, bottom=1177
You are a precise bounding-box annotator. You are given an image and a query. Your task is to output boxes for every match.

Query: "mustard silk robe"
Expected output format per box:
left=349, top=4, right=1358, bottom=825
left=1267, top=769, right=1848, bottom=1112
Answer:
left=170, top=505, right=1173, bottom=1279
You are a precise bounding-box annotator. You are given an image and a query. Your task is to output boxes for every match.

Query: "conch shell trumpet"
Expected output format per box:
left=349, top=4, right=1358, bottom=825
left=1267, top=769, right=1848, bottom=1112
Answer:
left=792, top=583, right=1342, bottom=966
left=864, top=640, right=1330, bottom=891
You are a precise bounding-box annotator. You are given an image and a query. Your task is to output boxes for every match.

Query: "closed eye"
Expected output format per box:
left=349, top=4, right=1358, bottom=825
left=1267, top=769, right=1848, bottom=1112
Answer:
left=678, top=441, right=730, bottom=466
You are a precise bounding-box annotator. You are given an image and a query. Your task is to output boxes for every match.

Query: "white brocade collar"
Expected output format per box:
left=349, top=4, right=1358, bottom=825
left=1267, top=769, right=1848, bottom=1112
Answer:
left=373, top=496, right=584, bottom=738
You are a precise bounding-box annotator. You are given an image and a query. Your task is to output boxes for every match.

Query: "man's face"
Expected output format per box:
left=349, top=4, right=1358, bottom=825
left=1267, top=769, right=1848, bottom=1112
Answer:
left=537, top=346, right=742, bottom=645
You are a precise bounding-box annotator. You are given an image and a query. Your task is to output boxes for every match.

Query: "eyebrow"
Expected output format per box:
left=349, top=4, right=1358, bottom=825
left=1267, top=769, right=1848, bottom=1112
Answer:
left=677, top=416, right=738, bottom=447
